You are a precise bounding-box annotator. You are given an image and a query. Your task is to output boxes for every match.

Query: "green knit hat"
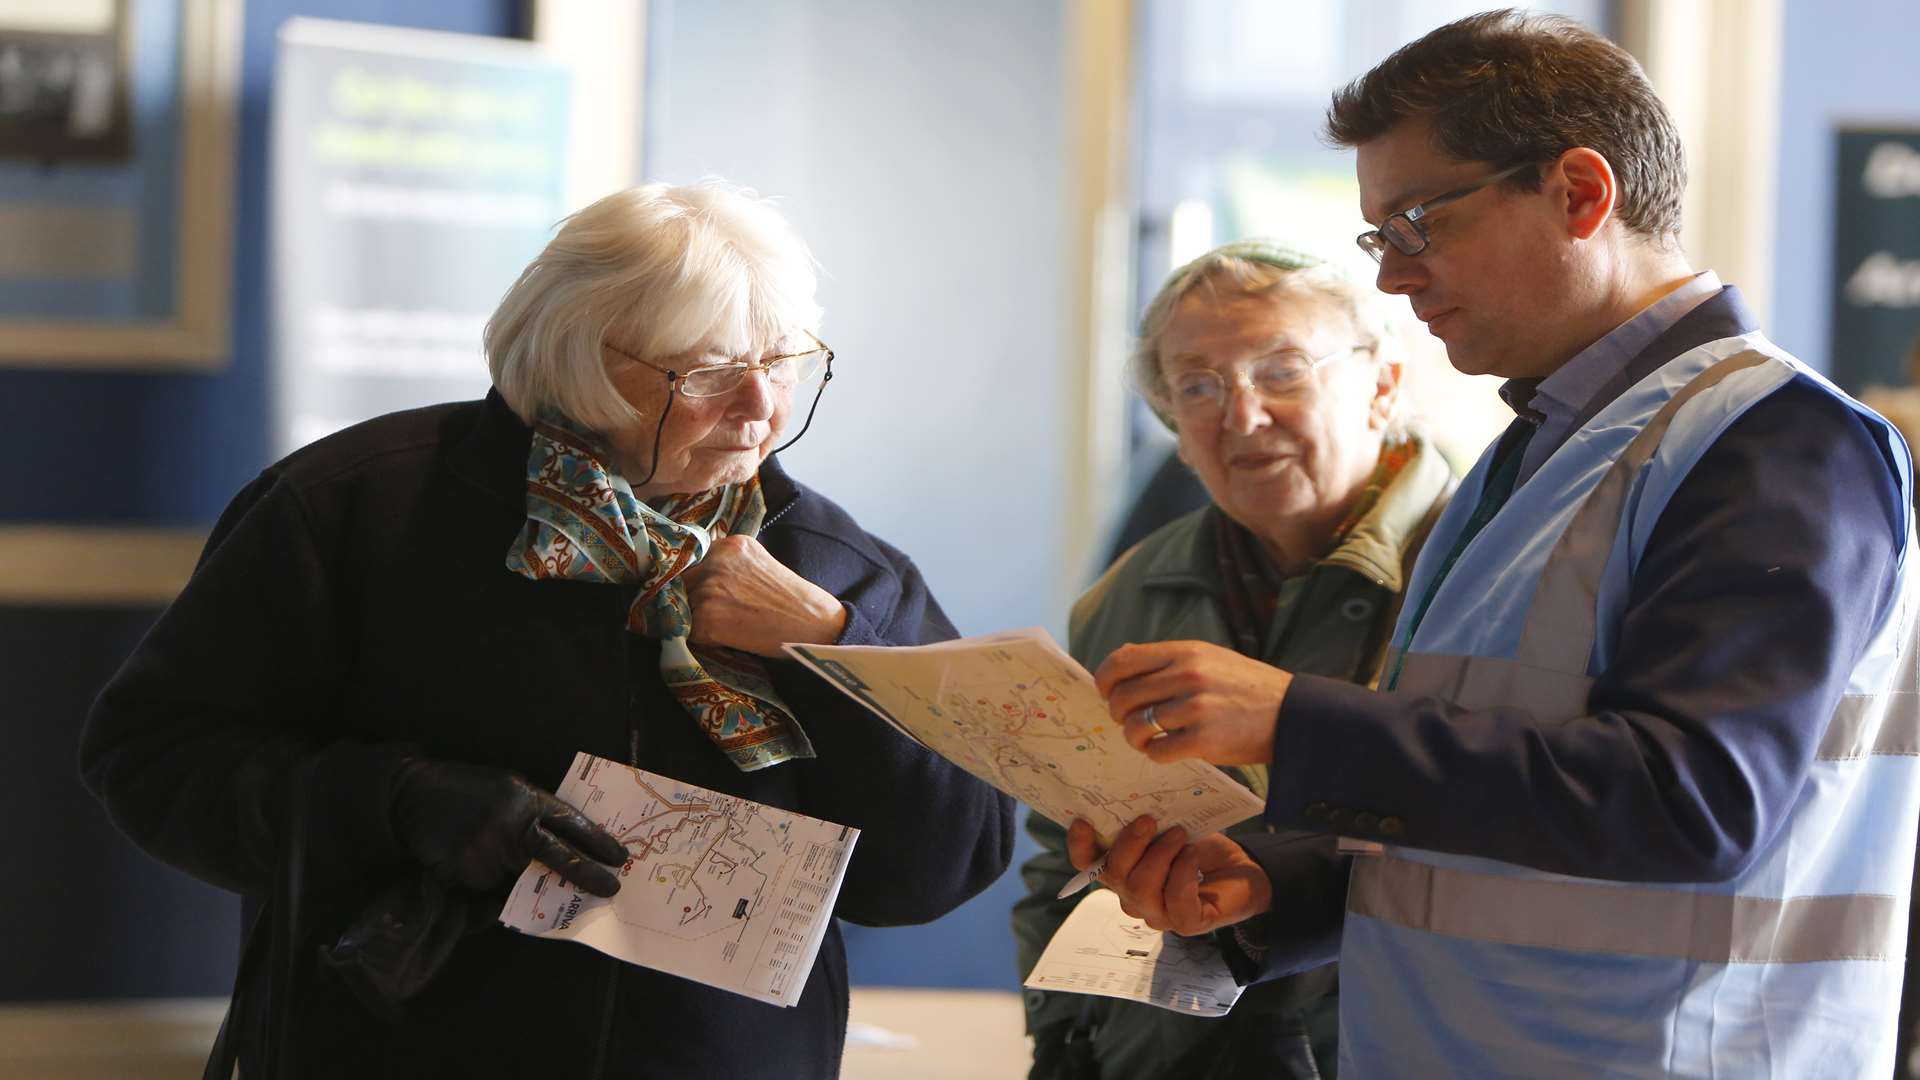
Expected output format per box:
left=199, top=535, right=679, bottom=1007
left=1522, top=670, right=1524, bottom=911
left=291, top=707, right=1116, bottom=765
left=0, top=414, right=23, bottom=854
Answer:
left=1166, top=238, right=1324, bottom=280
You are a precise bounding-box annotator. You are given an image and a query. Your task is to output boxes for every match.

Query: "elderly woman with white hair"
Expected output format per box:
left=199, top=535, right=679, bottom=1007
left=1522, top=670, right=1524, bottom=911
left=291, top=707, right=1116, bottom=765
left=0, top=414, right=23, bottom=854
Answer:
left=1012, top=240, right=1454, bottom=1080
left=82, top=182, right=1013, bottom=1078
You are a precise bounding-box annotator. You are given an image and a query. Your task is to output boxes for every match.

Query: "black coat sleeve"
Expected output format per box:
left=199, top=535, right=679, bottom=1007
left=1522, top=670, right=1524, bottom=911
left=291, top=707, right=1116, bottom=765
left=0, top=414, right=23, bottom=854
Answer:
left=78, top=472, right=416, bottom=899
left=773, top=530, right=1016, bottom=927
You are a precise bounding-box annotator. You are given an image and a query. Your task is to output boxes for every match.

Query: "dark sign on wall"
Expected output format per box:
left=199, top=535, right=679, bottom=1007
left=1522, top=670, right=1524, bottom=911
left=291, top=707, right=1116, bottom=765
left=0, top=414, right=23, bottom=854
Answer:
left=1831, top=128, right=1920, bottom=394
left=0, top=0, right=132, bottom=163
left=271, top=18, right=570, bottom=454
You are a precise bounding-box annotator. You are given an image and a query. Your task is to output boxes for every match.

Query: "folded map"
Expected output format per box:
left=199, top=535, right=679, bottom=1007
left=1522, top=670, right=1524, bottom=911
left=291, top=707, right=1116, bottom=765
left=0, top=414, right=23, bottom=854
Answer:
left=784, top=627, right=1264, bottom=845
left=499, top=752, right=857, bottom=1006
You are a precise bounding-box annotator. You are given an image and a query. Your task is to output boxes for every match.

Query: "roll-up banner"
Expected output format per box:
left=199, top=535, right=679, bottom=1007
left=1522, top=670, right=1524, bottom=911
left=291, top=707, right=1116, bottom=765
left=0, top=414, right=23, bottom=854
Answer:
left=271, top=18, right=570, bottom=454
left=1831, top=127, right=1920, bottom=396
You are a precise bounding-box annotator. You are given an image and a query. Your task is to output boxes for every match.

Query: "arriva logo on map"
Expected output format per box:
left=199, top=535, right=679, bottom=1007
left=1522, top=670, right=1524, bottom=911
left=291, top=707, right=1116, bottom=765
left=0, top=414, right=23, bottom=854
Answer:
left=555, top=892, right=584, bottom=931
left=1846, top=251, right=1920, bottom=308
left=1865, top=142, right=1920, bottom=198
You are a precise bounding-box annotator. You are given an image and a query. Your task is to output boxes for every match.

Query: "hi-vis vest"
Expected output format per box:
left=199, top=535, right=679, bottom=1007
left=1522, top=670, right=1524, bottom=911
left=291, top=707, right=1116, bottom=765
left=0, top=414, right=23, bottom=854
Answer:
left=1343, top=335, right=1920, bottom=1078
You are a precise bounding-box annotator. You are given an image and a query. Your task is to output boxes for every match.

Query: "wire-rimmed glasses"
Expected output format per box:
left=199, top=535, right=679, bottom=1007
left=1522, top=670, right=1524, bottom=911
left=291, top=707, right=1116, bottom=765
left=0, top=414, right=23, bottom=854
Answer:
left=1355, top=162, right=1534, bottom=263
left=604, top=333, right=832, bottom=398
left=1167, top=345, right=1366, bottom=417
left=601, top=331, right=836, bottom=487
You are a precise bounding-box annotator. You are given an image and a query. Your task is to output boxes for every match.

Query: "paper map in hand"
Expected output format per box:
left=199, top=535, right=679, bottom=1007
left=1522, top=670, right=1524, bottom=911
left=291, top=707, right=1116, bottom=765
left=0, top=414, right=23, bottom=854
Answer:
left=499, top=752, right=857, bottom=1006
left=784, top=627, right=1263, bottom=844
left=1024, top=888, right=1246, bottom=1017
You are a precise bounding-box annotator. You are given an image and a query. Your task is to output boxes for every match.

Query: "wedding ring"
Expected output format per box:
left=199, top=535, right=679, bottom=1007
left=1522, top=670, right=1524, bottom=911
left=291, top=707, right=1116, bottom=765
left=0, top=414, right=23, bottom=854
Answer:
left=1143, top=705, right=1167, bottom=738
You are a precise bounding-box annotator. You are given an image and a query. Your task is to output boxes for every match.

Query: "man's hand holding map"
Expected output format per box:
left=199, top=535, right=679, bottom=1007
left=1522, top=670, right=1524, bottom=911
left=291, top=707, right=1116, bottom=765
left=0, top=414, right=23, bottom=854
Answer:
left=783, top=627, right=1264, bottom=845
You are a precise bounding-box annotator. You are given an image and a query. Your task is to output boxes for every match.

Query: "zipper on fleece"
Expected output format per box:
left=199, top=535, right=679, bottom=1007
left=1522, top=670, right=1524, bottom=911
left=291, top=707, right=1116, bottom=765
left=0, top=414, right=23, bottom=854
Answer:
left=760, top=485, right=803, bottom=529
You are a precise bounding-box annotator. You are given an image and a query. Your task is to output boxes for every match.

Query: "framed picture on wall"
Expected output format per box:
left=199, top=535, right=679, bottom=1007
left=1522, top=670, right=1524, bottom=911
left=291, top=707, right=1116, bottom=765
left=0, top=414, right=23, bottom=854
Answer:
left=0, top=0, right=133, bottom=163
left=0, top=0, right=240, bottom=367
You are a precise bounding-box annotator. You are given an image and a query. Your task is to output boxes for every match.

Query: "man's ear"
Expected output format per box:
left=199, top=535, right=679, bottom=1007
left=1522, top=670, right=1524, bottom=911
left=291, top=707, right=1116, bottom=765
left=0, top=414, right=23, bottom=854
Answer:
left=1553, top=147, right=1618, bottom=241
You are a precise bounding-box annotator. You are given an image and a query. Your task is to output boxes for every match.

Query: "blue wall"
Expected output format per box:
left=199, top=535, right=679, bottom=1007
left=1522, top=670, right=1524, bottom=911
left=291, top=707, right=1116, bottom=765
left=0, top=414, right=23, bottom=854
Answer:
left=1771, top=0, right=1920, bottom=372
left=0, top=0, right=518, bottom=1003
left=642, top=0, right=1071, bottom=992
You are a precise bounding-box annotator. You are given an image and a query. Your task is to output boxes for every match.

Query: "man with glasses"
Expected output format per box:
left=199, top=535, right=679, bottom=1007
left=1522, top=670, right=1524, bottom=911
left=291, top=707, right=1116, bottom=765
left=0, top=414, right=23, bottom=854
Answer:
left=1073, top=10, right=1918, bottom=1075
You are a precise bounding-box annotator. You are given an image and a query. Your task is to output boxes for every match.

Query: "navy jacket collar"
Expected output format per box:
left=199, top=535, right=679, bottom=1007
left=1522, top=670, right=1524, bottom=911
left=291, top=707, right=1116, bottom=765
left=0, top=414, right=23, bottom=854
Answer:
left=1558, top=284, right=1761, bottom=442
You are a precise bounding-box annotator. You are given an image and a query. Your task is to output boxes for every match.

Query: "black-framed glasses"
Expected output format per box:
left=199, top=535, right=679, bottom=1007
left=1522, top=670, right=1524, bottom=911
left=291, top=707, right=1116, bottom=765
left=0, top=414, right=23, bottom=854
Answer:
left=1167, top=345, right=1366, bottom=416
left=601, top=330, right=836, bottom=488
left=1355, top=162, right=1534, bottom=263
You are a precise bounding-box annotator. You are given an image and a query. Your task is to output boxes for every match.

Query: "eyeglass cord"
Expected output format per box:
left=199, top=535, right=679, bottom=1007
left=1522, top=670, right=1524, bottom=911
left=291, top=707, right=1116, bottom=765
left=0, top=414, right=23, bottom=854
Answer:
left=626, top=369, right=834, bottom=490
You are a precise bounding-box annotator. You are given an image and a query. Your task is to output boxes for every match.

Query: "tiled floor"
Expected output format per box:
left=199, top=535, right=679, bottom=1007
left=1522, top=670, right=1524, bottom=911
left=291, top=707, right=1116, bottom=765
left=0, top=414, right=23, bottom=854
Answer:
left=0, top=989, right=1031, bottom=1079
left=841, top=988, right=1030, bottom=1079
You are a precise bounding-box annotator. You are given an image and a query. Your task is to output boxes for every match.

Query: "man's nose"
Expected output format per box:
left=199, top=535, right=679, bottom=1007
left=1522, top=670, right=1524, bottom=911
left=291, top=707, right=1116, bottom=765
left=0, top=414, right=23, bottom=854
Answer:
left=1373, top=246, right=1425, bottom=296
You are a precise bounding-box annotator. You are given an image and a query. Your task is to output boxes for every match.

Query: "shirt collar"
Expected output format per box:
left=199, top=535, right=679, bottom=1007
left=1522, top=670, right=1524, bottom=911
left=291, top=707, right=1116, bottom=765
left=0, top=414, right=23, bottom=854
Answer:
left=1499, top=270, right=1723, bottom=422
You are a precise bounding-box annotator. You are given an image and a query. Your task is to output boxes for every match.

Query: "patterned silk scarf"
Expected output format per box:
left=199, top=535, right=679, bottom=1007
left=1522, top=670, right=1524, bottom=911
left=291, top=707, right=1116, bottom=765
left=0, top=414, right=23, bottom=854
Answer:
left=504, top=415, right=814, bottom=771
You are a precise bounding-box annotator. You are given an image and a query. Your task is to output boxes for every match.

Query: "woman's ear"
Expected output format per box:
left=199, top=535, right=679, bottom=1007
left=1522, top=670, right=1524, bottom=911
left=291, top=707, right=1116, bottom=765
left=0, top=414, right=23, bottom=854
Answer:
left=1369, top=353, right=1404, bottom=431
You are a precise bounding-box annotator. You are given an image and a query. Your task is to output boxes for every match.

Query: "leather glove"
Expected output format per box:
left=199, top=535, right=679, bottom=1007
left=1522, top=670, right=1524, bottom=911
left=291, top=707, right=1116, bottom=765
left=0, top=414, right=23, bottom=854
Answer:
left=390, top=759, right=626, bottom=897
left=1027, top=1016, right=1102, bottom=1080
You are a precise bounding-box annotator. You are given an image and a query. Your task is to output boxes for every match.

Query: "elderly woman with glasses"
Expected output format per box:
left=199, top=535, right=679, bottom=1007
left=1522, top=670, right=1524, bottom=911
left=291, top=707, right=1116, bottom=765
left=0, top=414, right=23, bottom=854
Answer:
left=82, top=182, right=1013, bottom=1079
left=1012, top=240, right=1454, bottom=1080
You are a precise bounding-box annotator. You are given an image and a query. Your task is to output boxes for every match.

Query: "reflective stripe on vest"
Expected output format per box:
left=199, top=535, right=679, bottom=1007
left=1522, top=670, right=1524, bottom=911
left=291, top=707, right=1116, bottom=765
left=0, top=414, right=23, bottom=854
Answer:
left=1350, top=854, right=1904, bottom=964
left=1343, top=341, right=1920, bottom=1076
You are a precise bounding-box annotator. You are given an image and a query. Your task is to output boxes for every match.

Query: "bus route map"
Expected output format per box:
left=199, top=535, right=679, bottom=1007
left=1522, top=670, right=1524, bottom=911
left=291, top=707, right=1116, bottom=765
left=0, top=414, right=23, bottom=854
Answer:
left=784, top=627, right=1264, bottom=846
left=499, top=752, right=857, bottom=1007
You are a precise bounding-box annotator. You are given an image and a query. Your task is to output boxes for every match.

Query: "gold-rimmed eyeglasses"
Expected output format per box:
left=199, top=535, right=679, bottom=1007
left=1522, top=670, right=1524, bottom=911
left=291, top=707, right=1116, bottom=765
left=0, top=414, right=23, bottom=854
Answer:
left=599, top=330, right=837, bottom=487
left=603, top=331, right=834, bottom=399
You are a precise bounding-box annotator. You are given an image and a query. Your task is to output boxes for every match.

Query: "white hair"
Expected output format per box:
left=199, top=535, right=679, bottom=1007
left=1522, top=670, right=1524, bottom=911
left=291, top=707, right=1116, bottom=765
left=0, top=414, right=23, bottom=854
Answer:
left=485, top=181, right=823, bottom=433
left=1131, top=248, right=1403, bottom=432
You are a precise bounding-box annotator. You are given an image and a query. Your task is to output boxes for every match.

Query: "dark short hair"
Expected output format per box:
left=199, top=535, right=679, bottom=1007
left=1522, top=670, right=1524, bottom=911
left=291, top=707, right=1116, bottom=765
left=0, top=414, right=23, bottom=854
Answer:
left=1325, top=9, right=1685, bottom=243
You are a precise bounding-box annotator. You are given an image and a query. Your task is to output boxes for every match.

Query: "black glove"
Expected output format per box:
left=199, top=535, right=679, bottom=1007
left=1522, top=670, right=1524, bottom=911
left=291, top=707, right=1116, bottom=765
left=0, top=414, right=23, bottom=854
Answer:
left=1028, top=1016, right=1101, bottom=1080
left=390, top=759, right=626, bottom=897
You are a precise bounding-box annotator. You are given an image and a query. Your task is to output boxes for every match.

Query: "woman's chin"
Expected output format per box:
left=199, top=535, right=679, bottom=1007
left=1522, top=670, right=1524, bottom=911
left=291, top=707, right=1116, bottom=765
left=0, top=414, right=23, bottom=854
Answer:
left=1227, top=471, right=1312, bottom=509
left=682, top=450, right=770, bottom=492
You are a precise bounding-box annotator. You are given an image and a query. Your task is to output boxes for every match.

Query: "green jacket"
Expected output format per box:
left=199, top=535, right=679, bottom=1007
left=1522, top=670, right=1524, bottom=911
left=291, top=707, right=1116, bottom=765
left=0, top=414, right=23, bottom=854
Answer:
left=1011, top=433, right=1454, bottom=1078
